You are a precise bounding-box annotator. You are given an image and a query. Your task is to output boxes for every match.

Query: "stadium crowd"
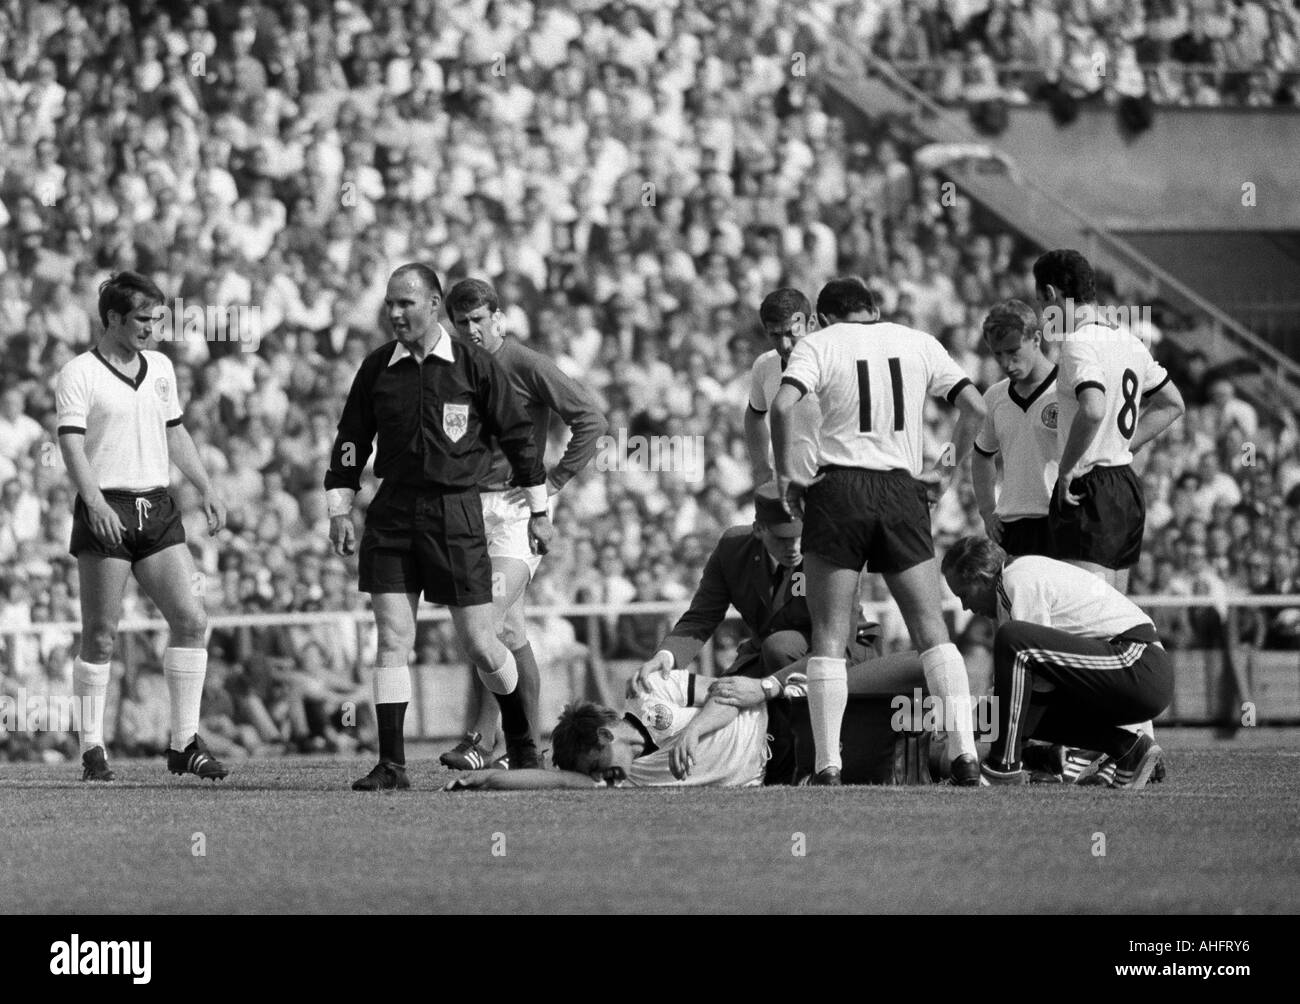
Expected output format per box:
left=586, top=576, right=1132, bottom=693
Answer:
left=1, top=0, right=1298, bottom=763
left=802, top=0, right=1300, bottom=108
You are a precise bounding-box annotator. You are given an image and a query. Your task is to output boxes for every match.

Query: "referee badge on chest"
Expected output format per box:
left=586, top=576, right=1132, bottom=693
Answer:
left=443, top=403, right=469, bottom=442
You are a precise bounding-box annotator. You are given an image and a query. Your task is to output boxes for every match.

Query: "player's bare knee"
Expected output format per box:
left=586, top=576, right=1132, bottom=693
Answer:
left=169, top=607, right=207, bottom=647
left=497, top=623, right=524, bottom=650
left=462, top=629, right=500, bottom=669
left=497, top=609, right=528, bottom=650
left=82, top=626, right=116, bottom=663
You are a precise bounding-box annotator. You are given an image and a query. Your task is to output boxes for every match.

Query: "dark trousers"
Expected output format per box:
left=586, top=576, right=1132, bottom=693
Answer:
left=724, top=629, right=811, bottom=679
left=990, top=620, right=1174, bottom=769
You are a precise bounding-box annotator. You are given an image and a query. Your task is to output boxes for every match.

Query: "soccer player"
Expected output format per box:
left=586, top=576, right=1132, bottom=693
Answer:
left=771, top=276, right=987, bottom=786
left=971, top=300, right=1058, bottom=557
left=443, top=653, right=930, bottom=790
left=438, top=277, right=606, bottom=770
left=744, top=287, right=819, bottom=487
left=325, top=264, right=551, bottom=790
left=1034, top=249, right=1185, bottom=592
left=55, top=271, right=229, bottom=782
left=942, top=536, right=1172, bottom=789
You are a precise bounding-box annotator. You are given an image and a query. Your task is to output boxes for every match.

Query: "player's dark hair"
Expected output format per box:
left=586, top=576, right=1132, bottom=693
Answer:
left=97, top=271, right=165, bottom=328
left=551, top=700, right=621, bottom=772
left=758, top=287, right=811, bottom=328
left=982, top=299, right=1040, bottom=344
left=941, top=536, right=1007, bottom=588
left=445, top=278, right=500, bottom=322
left=1032, top=249, right=1096, bottom=304
left=390, top=262, right=443, bottom=298
left=816, top=276, right=876, bottom=322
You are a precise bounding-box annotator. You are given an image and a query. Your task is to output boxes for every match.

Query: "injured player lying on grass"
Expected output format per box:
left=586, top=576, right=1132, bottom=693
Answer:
left=444, top=653, right=938, bottom=789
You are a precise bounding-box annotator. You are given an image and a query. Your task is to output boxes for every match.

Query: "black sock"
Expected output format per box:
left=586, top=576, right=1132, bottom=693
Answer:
left=376, top=702, right=407, bottom=765
left=304, top=699, right=330, bottom=737
left=511, top=643, right=542, bottom=743
left=492, top=688, right=530, bottom=741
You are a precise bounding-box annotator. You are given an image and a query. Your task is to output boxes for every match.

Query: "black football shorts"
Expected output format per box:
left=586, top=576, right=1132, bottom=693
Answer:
left=70, top=487, right=186, bottom=563
left=359, top=482, right=494, bottom=607
left=999, top=515, right=1054, bottom=558
left=801, top=467, right=935, bottom=575
left=1048, top=463, right=1145, bottom=570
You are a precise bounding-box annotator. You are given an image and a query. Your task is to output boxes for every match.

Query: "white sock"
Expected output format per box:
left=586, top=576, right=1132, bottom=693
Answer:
left=476, top=649, right=518, bottom=696
left=373, top=664, right=412, bottom=705
left=806, top=656, right=848, bottom=773
left=920, top=643, right=977, bottom=762
left=164, top=647, right=207, bottom=753
left=73, top=658, right=110, bottom=756
left=1122, top=720, right=1155, bottom=738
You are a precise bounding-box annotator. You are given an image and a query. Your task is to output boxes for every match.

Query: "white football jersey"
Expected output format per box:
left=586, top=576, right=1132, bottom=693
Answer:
left=55, top=349, right=183, bottom=492
left=620, top=670, right=769, bottom=787
left=996, top=555, right=1155, bottom=639
left=1055, top=323, right=1170, bottom=474
left=974, top=370, right=1059, bottom=520
left=781, top=321, right=973, bottom=476
left=749, top=348, right=820, bottom=482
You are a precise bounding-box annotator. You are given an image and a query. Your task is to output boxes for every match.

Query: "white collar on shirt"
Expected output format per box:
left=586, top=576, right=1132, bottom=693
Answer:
left=388, top=323, right=455, bottom=366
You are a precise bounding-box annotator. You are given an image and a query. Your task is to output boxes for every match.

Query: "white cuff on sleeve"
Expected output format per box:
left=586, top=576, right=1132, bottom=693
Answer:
left=326, top=488, right=355, bottom=517
left=525, top=484, right=548, bottom=514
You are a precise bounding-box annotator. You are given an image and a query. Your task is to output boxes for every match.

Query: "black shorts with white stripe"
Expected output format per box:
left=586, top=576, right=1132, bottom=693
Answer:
left=988, top=619, right=1173, bottom=770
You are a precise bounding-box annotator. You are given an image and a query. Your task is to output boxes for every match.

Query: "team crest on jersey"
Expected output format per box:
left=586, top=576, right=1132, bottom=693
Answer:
left=154, top=376, right=170, bottom=402
left=648, top=703, right=674, bottom=732
left=1041, top=403, right=1058, bottom=430
left=442, top=403, right=469, bottom=442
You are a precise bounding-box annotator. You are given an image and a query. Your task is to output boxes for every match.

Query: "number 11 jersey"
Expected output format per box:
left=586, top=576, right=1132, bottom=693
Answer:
left=780, top=321, right=973, bottom=477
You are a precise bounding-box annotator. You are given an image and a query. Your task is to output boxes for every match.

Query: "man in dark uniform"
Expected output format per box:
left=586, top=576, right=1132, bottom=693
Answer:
left=325, top=263, right=552, bottom=790
left=628, top=481, right=880, bottom=695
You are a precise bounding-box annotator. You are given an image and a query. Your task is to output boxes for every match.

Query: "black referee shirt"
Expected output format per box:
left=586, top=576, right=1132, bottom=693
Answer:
left=324, top=330, right=545, bottom=493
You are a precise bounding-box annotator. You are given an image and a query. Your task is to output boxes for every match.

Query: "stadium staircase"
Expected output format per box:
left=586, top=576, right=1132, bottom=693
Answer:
left=812, top=35, right=1300, bottom=415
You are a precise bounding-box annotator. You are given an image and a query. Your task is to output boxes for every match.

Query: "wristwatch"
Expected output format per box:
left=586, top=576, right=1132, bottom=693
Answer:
left=761, top=676, right=780, bottom=701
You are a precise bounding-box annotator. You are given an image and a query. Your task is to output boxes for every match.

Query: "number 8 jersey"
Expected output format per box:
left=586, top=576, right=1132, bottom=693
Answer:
left=1054, top=322, right=1170, bottom=475
left=780, top=321, right=973, bottom=476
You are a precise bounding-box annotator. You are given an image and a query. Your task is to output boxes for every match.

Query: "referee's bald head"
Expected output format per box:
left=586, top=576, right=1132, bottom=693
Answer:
left=390, top=263, right=443, bottom=298
left=386, top=264, right=443, bottom=344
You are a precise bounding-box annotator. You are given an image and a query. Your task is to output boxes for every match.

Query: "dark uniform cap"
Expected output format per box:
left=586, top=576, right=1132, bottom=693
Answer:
left=754, top=481, right=802, bottom=538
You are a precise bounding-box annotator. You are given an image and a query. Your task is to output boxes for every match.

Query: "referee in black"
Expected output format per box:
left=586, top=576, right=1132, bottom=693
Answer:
left=325, top=263, right=553, bottom=790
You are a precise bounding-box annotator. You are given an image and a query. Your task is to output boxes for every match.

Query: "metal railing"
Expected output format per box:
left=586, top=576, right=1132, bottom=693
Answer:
left=3, top=594, right=1295, bottom=668
left=0, top=596, right=1294, bottom=739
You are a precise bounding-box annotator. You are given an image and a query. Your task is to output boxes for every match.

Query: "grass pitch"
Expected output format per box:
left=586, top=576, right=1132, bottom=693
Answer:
left=2, top=731, right=1298, bottom=914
